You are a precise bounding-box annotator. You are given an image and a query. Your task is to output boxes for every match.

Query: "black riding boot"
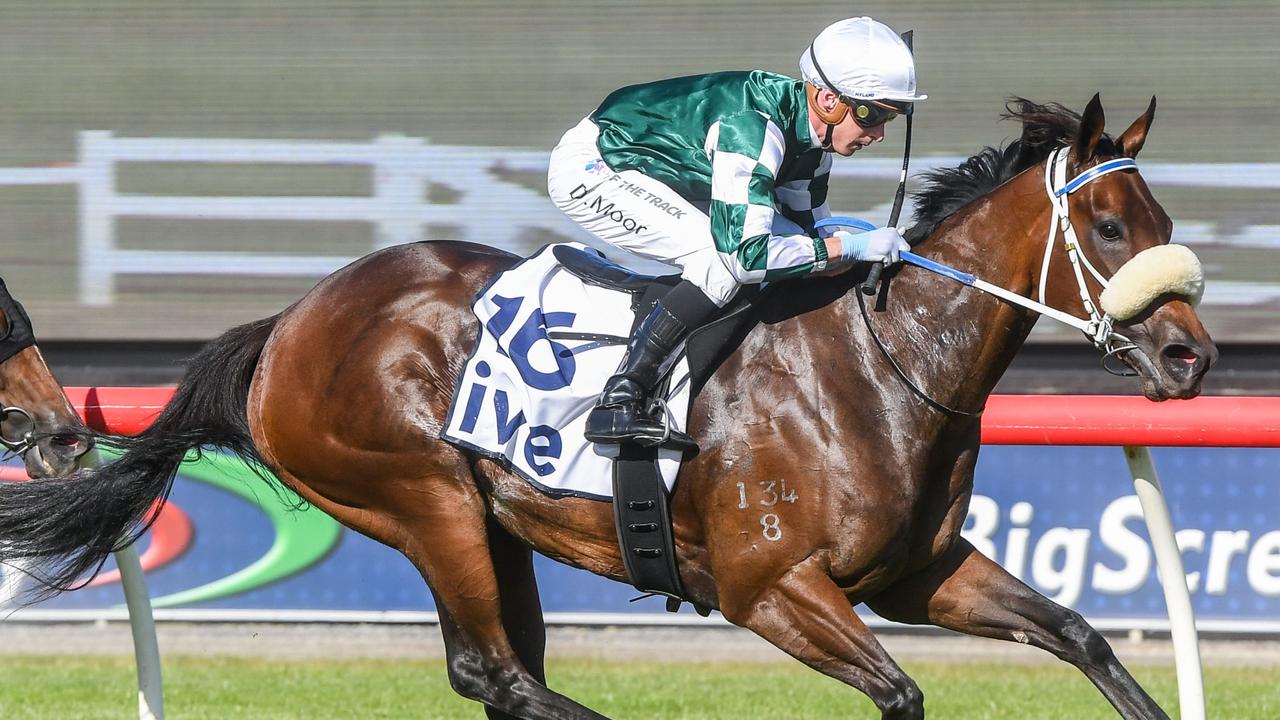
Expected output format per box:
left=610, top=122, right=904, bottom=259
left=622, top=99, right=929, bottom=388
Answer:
left=585, top=281, right=718, bottom=453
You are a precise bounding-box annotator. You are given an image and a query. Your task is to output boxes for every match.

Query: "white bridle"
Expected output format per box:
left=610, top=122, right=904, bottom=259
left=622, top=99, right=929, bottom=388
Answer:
left=829, top=145, right=1205, bottom=383
left=830, top=144, right=1206, bottom=413
left=1038, top=146, right=1140, bottom=351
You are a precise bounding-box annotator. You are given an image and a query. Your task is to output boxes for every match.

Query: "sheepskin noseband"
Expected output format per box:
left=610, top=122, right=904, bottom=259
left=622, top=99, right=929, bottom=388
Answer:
left=1099, top=244, right=1204, bottom=321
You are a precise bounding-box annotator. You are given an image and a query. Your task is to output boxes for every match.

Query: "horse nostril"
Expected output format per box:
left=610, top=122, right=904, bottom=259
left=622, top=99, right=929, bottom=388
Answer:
left=51, top=432, right=89, bottom=449
left=1164, top=344, right=1199, bottom=363
left=1160, top=343, right=1203, bottom=377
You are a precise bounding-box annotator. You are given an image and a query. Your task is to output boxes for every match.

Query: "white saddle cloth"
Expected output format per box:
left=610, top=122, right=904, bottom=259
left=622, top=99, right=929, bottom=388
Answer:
left=442, top=243, right=690, bottom=500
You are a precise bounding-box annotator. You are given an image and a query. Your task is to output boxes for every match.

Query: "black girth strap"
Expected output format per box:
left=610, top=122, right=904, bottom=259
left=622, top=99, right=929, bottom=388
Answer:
left=612, top=443, right=684, bottom=608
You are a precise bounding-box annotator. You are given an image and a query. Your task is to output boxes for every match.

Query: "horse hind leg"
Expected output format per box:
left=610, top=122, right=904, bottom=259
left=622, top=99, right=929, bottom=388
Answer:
left=867, top=539, right=1170, bottom=720
left=723, top=558, right=924, bottom=720
left=270, top=457, right=603, bottom=719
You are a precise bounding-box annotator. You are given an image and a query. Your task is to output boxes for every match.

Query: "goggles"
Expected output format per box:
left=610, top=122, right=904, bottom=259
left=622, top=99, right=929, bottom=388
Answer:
left=848, top=98, right=912, bottom=128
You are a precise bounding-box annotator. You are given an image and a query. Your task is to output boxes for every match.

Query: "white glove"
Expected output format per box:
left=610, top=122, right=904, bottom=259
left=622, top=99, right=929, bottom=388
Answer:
left=832, top=227, right=909, bottom=265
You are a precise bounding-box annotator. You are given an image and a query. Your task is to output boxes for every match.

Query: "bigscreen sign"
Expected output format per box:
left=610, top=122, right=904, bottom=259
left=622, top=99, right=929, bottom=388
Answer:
left=13, top=446, right=1280, bottom=630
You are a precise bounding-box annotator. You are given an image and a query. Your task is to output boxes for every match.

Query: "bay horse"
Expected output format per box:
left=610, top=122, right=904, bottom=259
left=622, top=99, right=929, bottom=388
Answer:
left=0, top=96, right=1214, bottom=719
left=0, top=278, right=92, bottom=480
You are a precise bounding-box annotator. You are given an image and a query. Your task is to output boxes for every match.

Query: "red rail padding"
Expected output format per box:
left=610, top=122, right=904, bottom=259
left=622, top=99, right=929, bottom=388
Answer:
left=980, top=395, right=1280, bottom=447
left=63, top=387, right=1280, bottom=448
left=64, top=386, right=176, bottom=436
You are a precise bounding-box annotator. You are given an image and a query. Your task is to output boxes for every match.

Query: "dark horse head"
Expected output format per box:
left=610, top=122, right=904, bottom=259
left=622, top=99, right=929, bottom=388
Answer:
left=0, top=278, right=92, bottom=478
left=908, top=94, right=1215, bottom=402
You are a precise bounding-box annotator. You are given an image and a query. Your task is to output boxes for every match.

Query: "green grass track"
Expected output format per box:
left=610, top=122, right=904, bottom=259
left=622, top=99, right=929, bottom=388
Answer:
left=0, top=655, right=1275, bottom=719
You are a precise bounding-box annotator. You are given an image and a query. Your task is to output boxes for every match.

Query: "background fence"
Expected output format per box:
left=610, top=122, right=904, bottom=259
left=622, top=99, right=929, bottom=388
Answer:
left=6, top=389, right=1277, bottom=637
left=0, top=133, right=1273, bottom=312
left=0, top=1, right=1277, bottom=342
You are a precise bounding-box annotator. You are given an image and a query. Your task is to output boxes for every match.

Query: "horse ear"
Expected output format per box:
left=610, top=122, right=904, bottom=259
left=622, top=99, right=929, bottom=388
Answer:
left=1118, top=96, right=1157, bottom=158
left=1071, top=93, right=1106, bottom=166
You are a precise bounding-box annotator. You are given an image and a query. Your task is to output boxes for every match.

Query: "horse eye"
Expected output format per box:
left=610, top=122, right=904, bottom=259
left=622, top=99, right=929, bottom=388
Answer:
left=1097, top=221, right=1124, bottom=241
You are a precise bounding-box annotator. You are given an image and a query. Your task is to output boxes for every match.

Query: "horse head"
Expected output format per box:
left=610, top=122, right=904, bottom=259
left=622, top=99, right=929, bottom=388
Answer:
left=1035, top=94, right=1216, bottom=400
left=0, top=279, right=92, bottom=477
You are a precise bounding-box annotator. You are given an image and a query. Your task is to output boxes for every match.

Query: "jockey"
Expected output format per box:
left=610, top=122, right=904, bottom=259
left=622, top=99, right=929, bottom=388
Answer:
left=547, top=16, right=924, bottom=452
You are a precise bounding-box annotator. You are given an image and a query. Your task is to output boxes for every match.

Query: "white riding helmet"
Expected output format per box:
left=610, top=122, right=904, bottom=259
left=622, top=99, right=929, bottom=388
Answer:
left=800, top=17, right=926, bottom=105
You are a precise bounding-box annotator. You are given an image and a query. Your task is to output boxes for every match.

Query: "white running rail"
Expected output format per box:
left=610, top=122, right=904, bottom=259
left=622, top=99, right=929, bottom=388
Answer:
left=0, top=132, right=1276, bottom=306
left=1125, top=446, right=1204, bottom=720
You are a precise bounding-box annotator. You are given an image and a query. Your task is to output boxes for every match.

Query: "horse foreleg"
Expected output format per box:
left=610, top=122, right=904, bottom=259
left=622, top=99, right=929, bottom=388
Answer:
left=725, top=557, right=924, bottom=720
left=867, top=538, right=1170, bottom=720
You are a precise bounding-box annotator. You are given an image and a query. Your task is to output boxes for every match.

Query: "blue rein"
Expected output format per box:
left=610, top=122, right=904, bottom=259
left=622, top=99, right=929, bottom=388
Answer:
left=814, top=216, right=977, bottom=287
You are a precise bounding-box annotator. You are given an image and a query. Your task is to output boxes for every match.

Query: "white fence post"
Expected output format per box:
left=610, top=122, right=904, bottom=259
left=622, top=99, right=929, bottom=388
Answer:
left=373, top=134, right=427, bottom=249
left=78, top=445, right=166, bottom=720
left=114, top=544, right=165, bottom=720
left=1124, top=445, right=1205, bottom=720
left=78, top=131, right=117, bottom=307
left=0, top=557, right=30, bottom=606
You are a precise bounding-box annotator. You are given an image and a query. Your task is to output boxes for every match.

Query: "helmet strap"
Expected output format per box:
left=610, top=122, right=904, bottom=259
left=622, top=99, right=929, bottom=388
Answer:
left=805, top=82, right=847, bottom=150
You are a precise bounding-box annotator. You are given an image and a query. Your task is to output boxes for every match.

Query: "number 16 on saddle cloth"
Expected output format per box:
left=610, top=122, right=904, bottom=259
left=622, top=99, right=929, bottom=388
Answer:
left=442, top=243, right=691, bottom=500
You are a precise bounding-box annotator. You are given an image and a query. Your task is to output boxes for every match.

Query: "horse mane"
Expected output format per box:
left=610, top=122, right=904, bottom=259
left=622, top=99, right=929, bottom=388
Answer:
left=905, top=97, right=1119, bottom=243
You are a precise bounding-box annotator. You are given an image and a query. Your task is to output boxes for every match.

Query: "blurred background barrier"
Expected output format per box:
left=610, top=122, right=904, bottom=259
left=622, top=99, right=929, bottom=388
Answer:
left=5, top=390, right=1277, bottom=636
left=0, top=133, right=1275, bottom=312
left=0, top=1, right=1277, bottom=343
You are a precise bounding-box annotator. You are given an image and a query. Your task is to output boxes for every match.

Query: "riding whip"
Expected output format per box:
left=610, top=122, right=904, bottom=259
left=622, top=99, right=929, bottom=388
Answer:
left=859, top=29, right=914, bottom=297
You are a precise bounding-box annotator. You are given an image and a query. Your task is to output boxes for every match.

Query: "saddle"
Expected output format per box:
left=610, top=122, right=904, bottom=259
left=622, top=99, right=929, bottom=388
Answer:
left=552, top=244, right=679, bottom=296
left=553, top=245, right=762, bottom=395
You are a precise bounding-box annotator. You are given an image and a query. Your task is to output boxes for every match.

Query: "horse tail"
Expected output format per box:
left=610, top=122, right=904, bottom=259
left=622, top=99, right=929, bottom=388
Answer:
left=0, top=314, right=280, bottom=598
